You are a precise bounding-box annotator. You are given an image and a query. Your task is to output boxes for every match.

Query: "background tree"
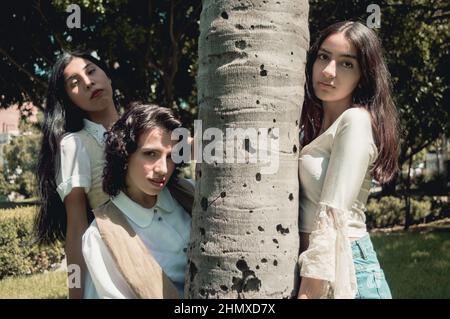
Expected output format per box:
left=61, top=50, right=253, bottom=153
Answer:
left=0, top=164, right=12, bottom=201
left=1, top=121, right=41, bottom=199
left=0, top=1, right=448, bottom=235
left=186, top=0, right=309, bottom=298
left=0, top=0, right=201, bottom=125
left=2, top=1, right=447, bottom=156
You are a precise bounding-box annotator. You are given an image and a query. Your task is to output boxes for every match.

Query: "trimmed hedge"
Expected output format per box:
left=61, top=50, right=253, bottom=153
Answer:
left=366, top=196, right=448, bottom=229
left=0, top=206, right=64, bottom=279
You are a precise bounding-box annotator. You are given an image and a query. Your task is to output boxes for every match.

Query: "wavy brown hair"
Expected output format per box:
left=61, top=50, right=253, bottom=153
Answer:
left=103, top=103, right=182, bottom=197
left=301, top=21, right=400, bottom=184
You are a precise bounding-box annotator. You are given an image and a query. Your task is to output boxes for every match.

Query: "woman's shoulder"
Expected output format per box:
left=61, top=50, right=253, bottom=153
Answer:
left=340, top=107, right=372, bottom=124
left=59, top=131, right=91, bottom=158
left=337, top=107, right=377, bottom=158
left=60, top=129, right=94, bottom=148
left=60, top=131, right=84, bottom=144
left=336, top=107, right=373, bottom=134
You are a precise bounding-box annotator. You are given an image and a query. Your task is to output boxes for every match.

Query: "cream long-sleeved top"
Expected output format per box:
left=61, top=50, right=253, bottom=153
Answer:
left=298, top=107, right=378, bottom=299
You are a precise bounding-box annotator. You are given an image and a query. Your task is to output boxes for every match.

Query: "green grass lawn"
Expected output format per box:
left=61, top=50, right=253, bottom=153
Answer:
left=0, top=271, right=67, bottom=299
left=371, top=229, right=450, bottom=299
left=0, top=229, right=448, bottom=299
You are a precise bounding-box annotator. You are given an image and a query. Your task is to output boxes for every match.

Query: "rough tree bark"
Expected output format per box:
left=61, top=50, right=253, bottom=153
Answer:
left=186, top=0, right=309, bottom=298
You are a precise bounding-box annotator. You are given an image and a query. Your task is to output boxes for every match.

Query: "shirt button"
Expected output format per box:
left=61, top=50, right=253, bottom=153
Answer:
left=183, top=248, right=188, bottom=253
left=154, top=209, right=157, bottom=213
left=158, top=217, right=162, bottom=221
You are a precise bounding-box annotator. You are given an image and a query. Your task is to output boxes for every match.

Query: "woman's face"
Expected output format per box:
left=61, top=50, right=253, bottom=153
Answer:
left=63, top=57, right=114, bottom=113
left=312, top=32, right=361, bottom=108
left=125, top=127, right=176, bottom=207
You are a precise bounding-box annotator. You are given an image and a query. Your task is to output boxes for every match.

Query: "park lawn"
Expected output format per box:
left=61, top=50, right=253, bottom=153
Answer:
left=0, top=229, right=448, bottom=299
left=0, top=270, right=67, bottom=299
left=371, top=229, right=450, bottom=299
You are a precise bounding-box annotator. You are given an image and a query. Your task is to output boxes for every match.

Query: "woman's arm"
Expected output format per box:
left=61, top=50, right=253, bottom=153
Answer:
left=299, top=232, right=310, bottom=255
left=298, top=109, right=377, bottom=299
left=299, top=230, right=324, bottom=299
left=64, top=187, right=89, bottom=299
left=82, top=223, right=137, bottom=299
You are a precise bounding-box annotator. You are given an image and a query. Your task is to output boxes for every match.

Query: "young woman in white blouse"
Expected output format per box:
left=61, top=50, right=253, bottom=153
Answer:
left=35, top=51, right=119, bottom=298
left=297, top=21, right=400, bottom=299
left=82, top=104, right=193, bottom=298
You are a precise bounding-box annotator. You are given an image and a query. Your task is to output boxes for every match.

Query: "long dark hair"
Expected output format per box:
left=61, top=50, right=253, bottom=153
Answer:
left=301, top=21, right=400, bottom=184
left=103, top=103, right=182, bottom=197
left=35, top=50, right=114, bottom=244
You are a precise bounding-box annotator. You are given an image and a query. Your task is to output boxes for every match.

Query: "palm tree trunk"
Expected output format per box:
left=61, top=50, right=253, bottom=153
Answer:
left=186, top=0, right=309, bottom=298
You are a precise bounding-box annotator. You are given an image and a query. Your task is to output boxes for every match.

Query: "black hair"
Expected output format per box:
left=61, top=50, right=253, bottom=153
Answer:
left=35, top=50, right=115, bottom=244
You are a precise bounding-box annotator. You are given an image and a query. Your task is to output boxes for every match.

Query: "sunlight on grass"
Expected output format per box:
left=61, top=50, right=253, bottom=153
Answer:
left=0, top=271, right=67, bottom=299
left=0, top=231, right=448, bottom=299
left=372, top=231, right=450, bottom=299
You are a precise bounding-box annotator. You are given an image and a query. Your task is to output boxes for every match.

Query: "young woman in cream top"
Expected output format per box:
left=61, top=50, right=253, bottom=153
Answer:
left=297, top=21, right=400, bottom=299
left=35, top=51, right=119, bottom=298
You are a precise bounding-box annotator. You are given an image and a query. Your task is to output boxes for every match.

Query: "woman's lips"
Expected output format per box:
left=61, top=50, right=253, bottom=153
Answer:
left=90, top=89, right=103, bottom=99
left=318, top=81, right=335, bottom=88
left=148, top=178, right=166, bottom=188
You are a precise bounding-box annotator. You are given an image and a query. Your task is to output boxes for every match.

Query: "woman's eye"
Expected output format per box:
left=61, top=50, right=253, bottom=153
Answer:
left=70, top=79, right=78, bottom=88
left=145, top=151, right=156, bottom=157
left=87, top=68, right=96, bottom=75
left=317, top=53, right=328, bottom=61
left=342, top=61, right=353, bottom=69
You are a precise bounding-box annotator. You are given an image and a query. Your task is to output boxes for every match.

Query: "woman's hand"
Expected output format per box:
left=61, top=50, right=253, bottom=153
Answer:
left=297, top=277, right=328, bottom=299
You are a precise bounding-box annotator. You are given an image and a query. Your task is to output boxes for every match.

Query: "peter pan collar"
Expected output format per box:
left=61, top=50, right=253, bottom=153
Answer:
left=111, top=187, right=175, bottom=228
left=83, top=119, right=107, bottom=145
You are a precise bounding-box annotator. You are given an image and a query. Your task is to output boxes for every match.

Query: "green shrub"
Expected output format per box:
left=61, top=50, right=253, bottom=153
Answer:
left=431, top=197, right=450, bottom=219
left=366, top=196, right=445, bottom=229
left=366, top=196, right=404, bottom=229
left=0, top=206, right=64, bottom=279
left=411, top=197, right=432, bottom=223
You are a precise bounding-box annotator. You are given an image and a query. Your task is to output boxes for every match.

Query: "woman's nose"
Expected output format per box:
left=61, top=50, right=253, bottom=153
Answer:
left=154, top=158, right=168, bottom=175
left=322, top=60, right=336, bottom=79
left=81, top=74, right=95, bottom=90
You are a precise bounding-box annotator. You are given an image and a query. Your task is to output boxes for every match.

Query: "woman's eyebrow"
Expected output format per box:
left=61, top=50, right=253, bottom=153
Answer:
left=64, top=63, right=94, bottom=82
left=319, top=47, right=357, bottom=60
left=141, top=147, right=159, bottom=152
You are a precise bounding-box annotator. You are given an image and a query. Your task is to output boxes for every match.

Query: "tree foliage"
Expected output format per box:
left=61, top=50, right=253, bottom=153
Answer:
left=0, top=0, right=201, bottom=126
left=1, top=122, right=41, bottom=198
left=1, top=0, right=448, bottom=192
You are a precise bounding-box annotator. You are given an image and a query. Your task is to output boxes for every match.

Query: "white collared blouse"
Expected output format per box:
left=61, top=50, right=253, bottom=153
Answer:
left=82, top=188, right=192, bottom=299
left=56, top=119, right=107, bottom=202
